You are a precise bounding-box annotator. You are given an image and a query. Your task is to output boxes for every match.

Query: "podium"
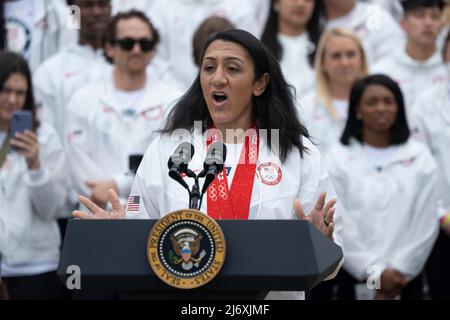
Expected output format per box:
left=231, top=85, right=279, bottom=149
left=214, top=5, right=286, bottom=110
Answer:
left=57, top=219, right=343, bottom=300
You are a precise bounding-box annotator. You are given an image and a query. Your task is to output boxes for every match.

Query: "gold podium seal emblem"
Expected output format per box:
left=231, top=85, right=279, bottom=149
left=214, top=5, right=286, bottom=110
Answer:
left=147, top=210, right=226, bottom=289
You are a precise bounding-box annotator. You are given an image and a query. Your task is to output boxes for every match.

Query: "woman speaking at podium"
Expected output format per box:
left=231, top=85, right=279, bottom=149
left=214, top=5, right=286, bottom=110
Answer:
left=73, top=29, right=344, bottom=298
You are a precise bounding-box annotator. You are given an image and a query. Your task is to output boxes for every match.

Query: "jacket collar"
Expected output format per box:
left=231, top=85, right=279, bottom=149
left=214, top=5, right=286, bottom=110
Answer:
left=67, top=43, right=104, bottom=57
left=99, top=71, right=164, bottom=115
left=394, top=47, right=444, bottom=68
left=346, top=138, right=423, bottom=168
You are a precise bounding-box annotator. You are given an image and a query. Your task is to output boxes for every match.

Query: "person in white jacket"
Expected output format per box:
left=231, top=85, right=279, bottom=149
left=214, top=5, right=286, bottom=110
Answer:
left=0, top=52, right=67, bottom=300
left=301, top=28, right=368, bottom=155
left=1, top=0, right=77, bottom=71
left=73, top=29, right=344, bottom=300
left=261, top=0, right=323, bottom=99
left=34, top=0, right=113, bottom=141
left=326, top=74, right=438, bottom=300
left=67, top=10, right=182, bottom=209
left=372, top=0, right=448, bottom=119
left=411, top=76, right=450, bottom=300
left=147, top=0, right=271, bottom=90
left=321, top=0, right=405, bottom=64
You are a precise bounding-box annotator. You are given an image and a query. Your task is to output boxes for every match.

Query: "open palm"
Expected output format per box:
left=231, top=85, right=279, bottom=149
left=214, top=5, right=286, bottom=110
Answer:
left=72, top=189, right=126, bottom=219
left=294, top=192, right=336, bottom=239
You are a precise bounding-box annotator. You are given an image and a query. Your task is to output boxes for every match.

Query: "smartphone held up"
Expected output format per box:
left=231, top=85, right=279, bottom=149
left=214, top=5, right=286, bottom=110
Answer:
left=10, top=110, right=32, bottom=151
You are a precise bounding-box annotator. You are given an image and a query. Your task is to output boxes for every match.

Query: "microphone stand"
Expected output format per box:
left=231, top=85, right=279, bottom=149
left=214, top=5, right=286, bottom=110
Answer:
left=168, top=142, right=225, bottom=212
left=185, top=169, right=201, bottom=210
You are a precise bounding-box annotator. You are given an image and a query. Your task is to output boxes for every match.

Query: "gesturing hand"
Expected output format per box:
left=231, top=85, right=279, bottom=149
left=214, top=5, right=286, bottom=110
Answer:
left=86, top=179, right=119, bottom=209
left=72, top=189, right=126, bottom=220
left=294, top=192, right=336, bottom=240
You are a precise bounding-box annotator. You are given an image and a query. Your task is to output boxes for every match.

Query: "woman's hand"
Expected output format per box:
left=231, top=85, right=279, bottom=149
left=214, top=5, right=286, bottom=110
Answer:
left=294, top=192, right=336, bottom=240
left=86, top=180, right=119, bottom=209
left=11, top=130, right=40, bottom=170
left=72, top=189, right=126, bottom=220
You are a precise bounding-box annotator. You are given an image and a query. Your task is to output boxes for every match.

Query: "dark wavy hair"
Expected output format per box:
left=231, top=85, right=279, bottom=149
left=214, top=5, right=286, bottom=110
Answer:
left=261, top=0, right=323, bottom=67
left=340, top=74, right=410, bottom=146
left=162, top=29, right=310, bottom=162
left=0, top=52, right=38, bottom=130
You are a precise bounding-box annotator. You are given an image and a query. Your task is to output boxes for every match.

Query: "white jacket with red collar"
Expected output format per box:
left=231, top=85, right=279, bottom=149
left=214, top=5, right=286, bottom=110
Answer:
left=125, top=128, right=344, bottom=299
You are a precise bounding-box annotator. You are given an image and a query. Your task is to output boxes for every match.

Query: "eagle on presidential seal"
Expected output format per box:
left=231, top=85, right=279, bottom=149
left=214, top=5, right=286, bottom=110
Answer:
left=170, top=228, right=207, bottom=271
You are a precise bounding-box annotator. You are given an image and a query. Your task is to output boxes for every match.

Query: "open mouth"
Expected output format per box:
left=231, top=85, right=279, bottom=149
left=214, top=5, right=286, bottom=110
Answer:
left=212, top=92, right=228, bottom=103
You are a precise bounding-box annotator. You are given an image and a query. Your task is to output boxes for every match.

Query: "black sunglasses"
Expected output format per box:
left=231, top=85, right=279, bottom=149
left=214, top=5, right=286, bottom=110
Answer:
left=112, top=38, right=156, bottom=52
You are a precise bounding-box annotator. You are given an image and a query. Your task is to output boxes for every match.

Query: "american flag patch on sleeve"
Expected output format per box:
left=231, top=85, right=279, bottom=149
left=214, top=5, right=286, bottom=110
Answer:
left=127, top=196, right=140, bottom=212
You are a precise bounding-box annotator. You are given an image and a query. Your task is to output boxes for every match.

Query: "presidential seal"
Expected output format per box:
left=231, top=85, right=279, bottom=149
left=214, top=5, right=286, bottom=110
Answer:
left=147, top=210, right=226, bottom=289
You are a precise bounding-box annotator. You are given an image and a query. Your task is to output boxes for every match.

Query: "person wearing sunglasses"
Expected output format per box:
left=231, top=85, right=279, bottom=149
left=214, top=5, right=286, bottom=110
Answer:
left=66, top=10, right=182, bottom=210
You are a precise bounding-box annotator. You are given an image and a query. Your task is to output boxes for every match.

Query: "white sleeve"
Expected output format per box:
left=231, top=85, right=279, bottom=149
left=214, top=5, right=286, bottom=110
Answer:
left=390, top=154, right=440, bottom=278
left=340, top=208, right=386, bottom=281
left=410, top=98, right=431, bottom=144
left=126, top=139, right=163, bottom=220
left=23, top=126, right=68, bottom=221
left=33, top=63, right=57, bottom=126
left=325, top=150, right=385, bottom=281
left=66, top=93, right=104, bottom=197
left=411, top=103, right=450, bottom=219
left=147, top=1, right=170, bottom=64
left=298, top=142, right=344, bottom=280
left=113, top=173, right=134, bottom=198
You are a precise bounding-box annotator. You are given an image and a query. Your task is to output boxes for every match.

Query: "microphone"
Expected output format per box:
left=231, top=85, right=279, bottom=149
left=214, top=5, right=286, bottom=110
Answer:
left=167, top=142, right=195, bottom=191
left=200, top=142, right=227, bottom=195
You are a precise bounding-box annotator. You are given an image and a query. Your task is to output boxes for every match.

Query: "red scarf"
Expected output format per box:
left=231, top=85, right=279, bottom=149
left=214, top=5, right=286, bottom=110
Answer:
left=206, top=125, right=259, bottom=220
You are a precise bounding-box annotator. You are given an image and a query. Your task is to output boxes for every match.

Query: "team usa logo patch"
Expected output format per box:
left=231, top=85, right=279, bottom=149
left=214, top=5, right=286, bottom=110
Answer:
left=257, top=162, right=283, bottom=186
left=147, top=210, right=226, bottom=289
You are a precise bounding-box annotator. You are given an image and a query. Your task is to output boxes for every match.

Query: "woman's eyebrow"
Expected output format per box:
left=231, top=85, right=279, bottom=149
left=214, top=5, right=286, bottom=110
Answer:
left=203, top=56, right=245, bottom=64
